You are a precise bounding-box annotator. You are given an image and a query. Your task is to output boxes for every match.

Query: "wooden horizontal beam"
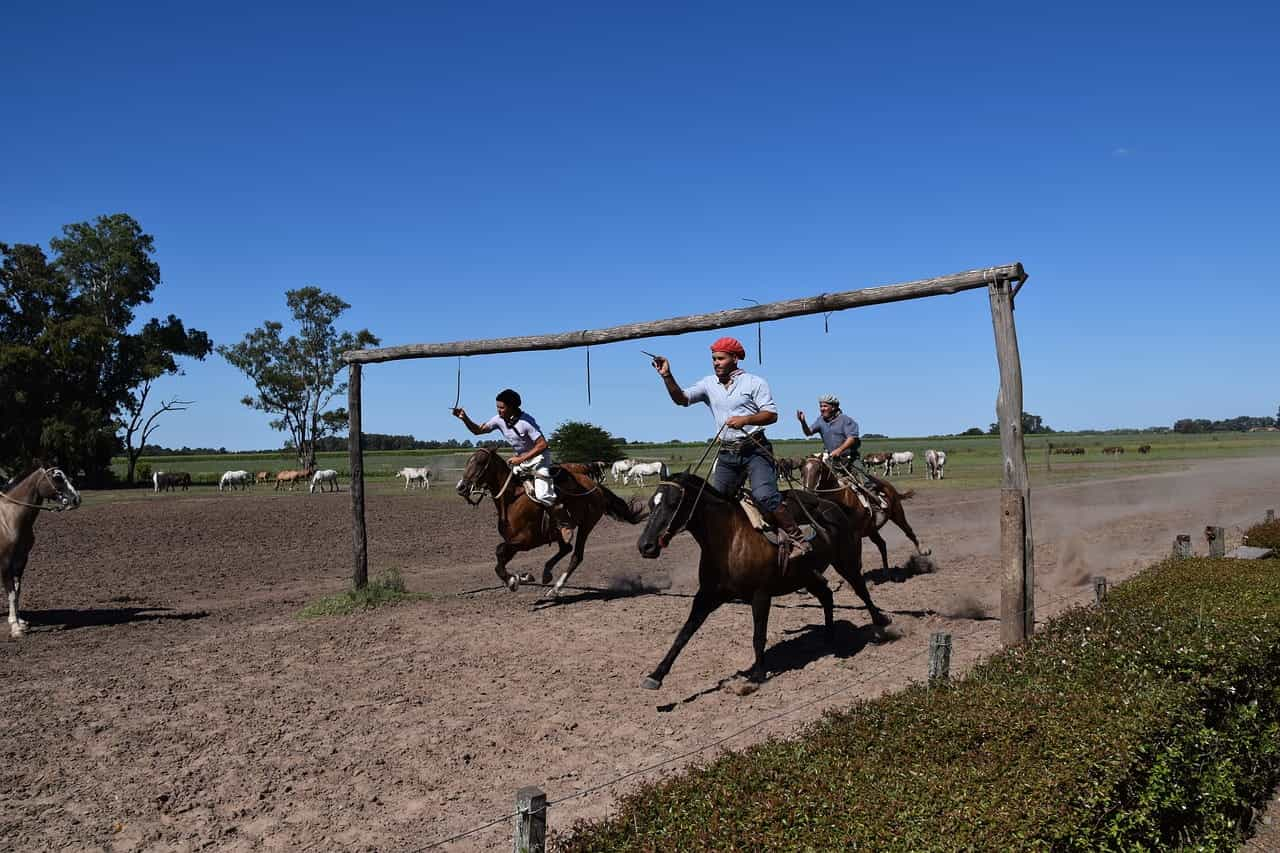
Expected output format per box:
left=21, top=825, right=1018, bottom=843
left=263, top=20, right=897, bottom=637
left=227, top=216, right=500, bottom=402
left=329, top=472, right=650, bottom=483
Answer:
left=342, top=262, right=1026, bottom=364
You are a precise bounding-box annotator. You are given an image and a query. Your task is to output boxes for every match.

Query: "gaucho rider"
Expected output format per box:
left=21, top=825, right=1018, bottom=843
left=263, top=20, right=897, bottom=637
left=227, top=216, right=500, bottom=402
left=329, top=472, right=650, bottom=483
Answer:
left=453, top=389, right=576, bottom=539
left=651, top=337, right=811, bottom=557
left=798, top=394, right=884, bottom=502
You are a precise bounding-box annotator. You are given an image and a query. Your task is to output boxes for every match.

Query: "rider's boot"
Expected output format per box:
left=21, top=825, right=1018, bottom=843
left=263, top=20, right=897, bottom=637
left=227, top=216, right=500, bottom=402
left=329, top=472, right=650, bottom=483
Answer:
left=549, top=501, right=576, bottom=539
left=767, top=504, right=812, bottom=557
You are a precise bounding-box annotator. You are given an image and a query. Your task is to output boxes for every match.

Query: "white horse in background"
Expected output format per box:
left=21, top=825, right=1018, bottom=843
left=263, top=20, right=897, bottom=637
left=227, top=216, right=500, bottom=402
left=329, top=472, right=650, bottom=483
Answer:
left=625, top=461, right=668, bottom=486
left=888, top=451, right=914, bottom=476
left=397, top=467, right=431, bottom=490
left=610, top=459, right=634, bottom=483
left=925, top=449, right=947, bottom=480
left=219, top=470, right=252, bottom=491
left=310, top=469, right=340, bottom=493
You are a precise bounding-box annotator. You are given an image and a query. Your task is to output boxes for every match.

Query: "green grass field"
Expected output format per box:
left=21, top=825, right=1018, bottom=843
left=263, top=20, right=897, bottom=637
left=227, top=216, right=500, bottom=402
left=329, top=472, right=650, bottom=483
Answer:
left=110, top=431, right=1280, bottom=496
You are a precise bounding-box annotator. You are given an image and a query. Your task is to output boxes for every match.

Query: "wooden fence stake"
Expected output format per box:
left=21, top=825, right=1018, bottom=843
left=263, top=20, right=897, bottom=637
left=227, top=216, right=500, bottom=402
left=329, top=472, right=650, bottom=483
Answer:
left=1207, top=526, right=1225, bottom=558
left=928, top=632, right=952, bottom=683
left=1267, top=509, right=1275, bottom=523
left=1173, top=534, right=1192, bottom=559
left=1093, top=576, right=1108, bottom=604
left=514, top=786, right=547, bottom=853
left=348, top=363, right=368, bottom=589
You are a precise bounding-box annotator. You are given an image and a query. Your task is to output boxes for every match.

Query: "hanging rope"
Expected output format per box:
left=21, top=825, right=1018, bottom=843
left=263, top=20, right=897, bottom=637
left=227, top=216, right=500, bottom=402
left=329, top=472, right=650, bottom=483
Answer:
left=586, top=347, right=592, bottom=406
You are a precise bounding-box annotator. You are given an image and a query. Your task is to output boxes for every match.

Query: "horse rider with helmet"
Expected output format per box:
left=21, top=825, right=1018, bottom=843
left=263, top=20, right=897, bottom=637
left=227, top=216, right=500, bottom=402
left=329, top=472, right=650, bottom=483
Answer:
left=650, top=336, right=811, bottom=557
left=453, top=389, right=577, bottom=539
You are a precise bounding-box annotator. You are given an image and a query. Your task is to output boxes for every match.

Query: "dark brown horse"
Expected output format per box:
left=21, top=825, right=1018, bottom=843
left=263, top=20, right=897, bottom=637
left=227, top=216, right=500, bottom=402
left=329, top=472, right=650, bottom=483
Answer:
left=636, top=472, right=890, bottom=689
left=455, top=449, right=648, bottom=596
left=1, top=468, right=81, bottom=637
left=799, top=457, right=928, bottom=572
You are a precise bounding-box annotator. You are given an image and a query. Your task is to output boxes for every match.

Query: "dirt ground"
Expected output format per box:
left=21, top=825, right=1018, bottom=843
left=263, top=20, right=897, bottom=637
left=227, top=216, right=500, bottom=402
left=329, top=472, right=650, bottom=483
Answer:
left=4, top=457, right=1278, bottom=851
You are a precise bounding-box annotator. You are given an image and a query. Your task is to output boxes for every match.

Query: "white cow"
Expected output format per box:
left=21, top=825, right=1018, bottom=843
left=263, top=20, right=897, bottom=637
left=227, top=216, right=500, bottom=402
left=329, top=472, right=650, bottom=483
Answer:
left=925, top=449, right=947, bottom=481
left=310, top=469, right=340, bottom=493
left=219, top=470, right=252, bottom=491
left=888, top=451, right=914, bottom=476
left=610, top=459, right=634, bottom=483
left=396, top=467, right=432, bottom=490
left=625, top=461, right=668, bottom=486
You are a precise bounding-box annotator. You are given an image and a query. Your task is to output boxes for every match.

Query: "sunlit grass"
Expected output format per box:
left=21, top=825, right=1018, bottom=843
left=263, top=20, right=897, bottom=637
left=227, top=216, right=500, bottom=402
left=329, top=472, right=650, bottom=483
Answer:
left=297, top=569, right=431, bottom=618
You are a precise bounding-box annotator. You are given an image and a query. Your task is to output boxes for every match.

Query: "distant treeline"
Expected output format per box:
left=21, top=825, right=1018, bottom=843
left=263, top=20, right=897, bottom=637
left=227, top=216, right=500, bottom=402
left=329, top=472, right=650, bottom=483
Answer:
left=1172, top=415, right=1277, bottom=434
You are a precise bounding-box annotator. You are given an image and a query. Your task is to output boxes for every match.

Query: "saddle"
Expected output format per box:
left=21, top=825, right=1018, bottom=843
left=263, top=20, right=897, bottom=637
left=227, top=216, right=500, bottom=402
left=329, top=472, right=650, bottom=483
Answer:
left=738, top=496, right=819, bottom=547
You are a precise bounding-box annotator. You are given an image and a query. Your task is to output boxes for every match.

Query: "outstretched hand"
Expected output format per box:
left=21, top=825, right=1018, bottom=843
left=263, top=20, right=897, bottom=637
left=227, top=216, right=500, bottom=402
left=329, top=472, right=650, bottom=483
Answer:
left=795, top=410, right=806, bottom=423
left=651, top=356, right=671, bottom=377
left=452, top=407, right=466, bottom=420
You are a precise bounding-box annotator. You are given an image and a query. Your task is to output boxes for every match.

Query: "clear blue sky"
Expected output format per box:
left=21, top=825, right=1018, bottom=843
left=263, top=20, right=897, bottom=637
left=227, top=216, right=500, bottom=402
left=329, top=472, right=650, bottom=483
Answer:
left=3, top=2, right=1276, bottom=449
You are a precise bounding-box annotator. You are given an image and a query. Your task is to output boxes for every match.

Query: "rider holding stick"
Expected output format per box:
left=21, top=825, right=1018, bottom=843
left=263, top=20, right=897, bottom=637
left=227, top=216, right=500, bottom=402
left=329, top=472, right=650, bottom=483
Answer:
left=650, top=337, right=811, bottom=557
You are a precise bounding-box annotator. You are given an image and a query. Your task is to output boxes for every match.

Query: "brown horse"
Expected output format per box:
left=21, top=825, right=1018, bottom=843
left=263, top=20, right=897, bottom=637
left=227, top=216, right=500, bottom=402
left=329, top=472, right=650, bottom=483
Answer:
left=799, top=457, right=928, bottom=572
left=275, top=468, right=314, bottom=491
left=455, top=449, right=648, bottom=595
left=636, top=472, right=890, bottom=689
left=1, top=468, right=82, bottom=637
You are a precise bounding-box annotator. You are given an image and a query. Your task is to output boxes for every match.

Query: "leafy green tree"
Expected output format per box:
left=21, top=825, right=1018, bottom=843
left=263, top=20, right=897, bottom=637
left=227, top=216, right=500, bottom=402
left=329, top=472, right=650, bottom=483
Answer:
left=961, top=427, right=984, bottom=436
left=989, top=412, right=1053, bottom=435
left=219, top=287, right=378, bottom=468
left=0, top=215, right=210, bottom=483
left=550, top=421, right=624, bottom=463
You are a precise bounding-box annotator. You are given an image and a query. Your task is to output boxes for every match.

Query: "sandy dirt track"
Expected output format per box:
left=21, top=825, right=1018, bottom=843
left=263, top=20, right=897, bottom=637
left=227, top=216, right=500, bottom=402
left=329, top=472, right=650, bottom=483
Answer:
left=3, top=457, right=1277, bottom=851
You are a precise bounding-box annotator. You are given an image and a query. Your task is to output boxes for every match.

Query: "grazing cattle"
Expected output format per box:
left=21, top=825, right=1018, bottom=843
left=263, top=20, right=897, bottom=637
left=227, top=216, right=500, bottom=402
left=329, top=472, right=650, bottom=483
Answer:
left=1138, top=445, right=1152, bottom=454
left=275, top=468, right=314, bottom=491
left=888, top=451, right=914, bottom=476
left=925, top=449, right=947, bottom=480
left=610, top=459, right=634, bottom=483
left=310, top=469, right=340, bottom=493
left=396, top=467, right=432, bottom=490
left=625, top=461, right=669, bottom=487
left=1, top=468, right=82, bottom=637
left=219, top=470, right=252, bottom=492
left=1102, top=446, right=1125, bottom=455
left=255, top=471, right=272, bottom=486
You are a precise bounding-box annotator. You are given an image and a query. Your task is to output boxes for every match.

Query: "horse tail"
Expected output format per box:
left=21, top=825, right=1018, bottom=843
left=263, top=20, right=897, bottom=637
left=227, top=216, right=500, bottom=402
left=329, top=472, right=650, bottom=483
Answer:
left=602, top=486, right=649, bottom=524
left=897, top=489, right=916, bottom=501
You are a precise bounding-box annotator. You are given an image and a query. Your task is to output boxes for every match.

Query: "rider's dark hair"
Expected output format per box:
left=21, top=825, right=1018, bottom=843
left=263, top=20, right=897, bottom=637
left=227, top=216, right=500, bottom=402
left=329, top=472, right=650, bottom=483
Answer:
left=496, top=388, right=522, bottom=408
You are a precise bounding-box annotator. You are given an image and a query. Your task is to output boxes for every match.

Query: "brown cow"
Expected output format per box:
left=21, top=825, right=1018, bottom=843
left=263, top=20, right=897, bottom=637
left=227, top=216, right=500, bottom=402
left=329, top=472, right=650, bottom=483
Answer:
left=1102, top=446, right=1125, bottom=455
left=1138, top=445, right=1151, bottom=454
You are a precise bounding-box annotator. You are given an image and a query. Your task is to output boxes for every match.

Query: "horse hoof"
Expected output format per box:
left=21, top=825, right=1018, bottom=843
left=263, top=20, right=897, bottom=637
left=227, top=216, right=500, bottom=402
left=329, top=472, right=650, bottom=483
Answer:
left=641, top=676, right=662, bottom=690
left=919, top=547, right=933, bottom=557
left=518, top=572, right=536, bottom=585
left=506, top=576, right=519, bottom=592
left=873, top=612, right=893, bottom=627
left=541, top=572, right=554, bottom=585
left=9, top=624, right=25, bottom=639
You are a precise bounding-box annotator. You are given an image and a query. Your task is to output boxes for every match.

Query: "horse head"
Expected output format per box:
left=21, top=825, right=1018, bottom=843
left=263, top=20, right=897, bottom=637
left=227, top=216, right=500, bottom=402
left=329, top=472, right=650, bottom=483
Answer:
left=36, top=468, right=82, bottom=511
left=638, top=472, right=705, bottom=558
left=798, top=456, right=831, bottom=491
left=456, top=448, right=505, bottom=505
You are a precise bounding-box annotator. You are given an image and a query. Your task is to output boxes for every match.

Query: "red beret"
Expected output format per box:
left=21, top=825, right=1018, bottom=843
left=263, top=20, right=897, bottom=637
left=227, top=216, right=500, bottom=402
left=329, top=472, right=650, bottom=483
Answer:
left=710, top=336, right=746, bottom=359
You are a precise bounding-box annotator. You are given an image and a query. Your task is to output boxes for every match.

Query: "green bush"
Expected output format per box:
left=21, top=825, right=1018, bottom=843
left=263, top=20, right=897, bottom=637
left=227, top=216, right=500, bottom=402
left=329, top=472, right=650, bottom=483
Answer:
left=556, top=558, right=1280, bottom=852
left=298, top=569, right=430, bottom=618
left=1244, top=520, right=1280, bottom=553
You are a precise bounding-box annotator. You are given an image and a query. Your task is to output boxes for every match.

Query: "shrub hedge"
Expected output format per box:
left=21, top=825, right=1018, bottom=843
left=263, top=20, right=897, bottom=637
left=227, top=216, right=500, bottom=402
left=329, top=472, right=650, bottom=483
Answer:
left=556, top=557, right=1280, bottom=851
left=1244, top=520, right=1280, bottom=554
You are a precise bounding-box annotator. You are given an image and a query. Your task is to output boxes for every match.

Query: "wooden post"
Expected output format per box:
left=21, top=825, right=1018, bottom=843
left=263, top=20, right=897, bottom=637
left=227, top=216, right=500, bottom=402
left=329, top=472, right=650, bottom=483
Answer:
left=989, top=274, right=1034, bottom=645
left=928, top=632, right=952, bottom=683
left=349, top=363, right=368, bottom=589
left=1267, top=509, right=1275, bottom=523
left=514, top=786, right=547, bottom=853
left=1207, top=526, right=1225, bottom=558
left=1093, top=576, right=1108, bottom=604
left=1173, top=534, right=1192, bottom=559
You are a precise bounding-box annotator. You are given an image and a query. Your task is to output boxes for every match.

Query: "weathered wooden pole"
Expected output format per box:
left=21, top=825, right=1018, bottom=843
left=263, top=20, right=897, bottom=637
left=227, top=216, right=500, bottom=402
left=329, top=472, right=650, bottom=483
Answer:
left=1207, top=526, right=1225, bottom=558
left=989, top=272, right=1035, bottom=645
left=928, top=632, right=952, bottom=683
left=1093, top=576, right=1108, bottom=604
left=1267, top=509, right=1275, bottom=523
left=349, top=363, right=368, bottom=589
left=514, top=786, right=547, bottom=853
left=1173, top=534, right=1192, bottom=559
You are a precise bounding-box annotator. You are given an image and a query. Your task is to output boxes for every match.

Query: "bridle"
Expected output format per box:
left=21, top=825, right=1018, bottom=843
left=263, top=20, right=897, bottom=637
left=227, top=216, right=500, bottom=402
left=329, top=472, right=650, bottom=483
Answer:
left=459, top=449, right=515, bottom=506
left=0, top=468, right=74, bottom=512
left=800, top=457, right=848, bottom=494
left=653, top=476, right=712, bottom=548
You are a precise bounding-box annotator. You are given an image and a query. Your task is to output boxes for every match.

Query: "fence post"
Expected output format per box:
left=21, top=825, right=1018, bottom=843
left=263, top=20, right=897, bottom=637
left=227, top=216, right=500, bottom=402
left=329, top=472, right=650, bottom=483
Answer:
left=514, top=786, right=547, bottom=853
left=1173, top=534, right=1192, bottom=559
left=928, top=632, right=952, bottom=683
left=1206, top=526, right=1225, bottom=558
left=1093, top=576, right=1108, bottom=604
left=1267, top=509, right=1275, bottom=524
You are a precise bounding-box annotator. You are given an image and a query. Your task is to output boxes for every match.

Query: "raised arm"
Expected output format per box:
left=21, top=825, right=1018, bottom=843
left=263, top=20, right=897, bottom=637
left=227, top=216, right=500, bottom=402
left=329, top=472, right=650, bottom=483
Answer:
left=796, top=410, right=817, bottom=436
left=650, top=356, right=690, bottom=406
left=452, top=407, right=491, bottom=436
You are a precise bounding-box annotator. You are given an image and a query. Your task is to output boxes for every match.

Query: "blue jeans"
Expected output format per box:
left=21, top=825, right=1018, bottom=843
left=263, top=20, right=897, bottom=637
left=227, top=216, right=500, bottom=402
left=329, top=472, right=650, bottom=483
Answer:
left=710, top=438, right=783, bottom=511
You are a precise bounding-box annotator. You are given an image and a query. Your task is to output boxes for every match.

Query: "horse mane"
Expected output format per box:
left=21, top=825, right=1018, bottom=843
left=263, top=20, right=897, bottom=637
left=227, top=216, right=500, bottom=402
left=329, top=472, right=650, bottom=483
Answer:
left=667, top=470, right=733, bottom=503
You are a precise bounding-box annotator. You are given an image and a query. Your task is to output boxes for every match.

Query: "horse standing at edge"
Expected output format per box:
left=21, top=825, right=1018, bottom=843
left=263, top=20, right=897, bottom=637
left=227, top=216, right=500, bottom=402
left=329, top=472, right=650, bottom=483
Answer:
left=799, top=456, right=929, bottom=572
left=636, top=471, right=890, bottom=689
left=1, top=468, right=82, bottom=637
left=455, top=448, right=648, bottom=596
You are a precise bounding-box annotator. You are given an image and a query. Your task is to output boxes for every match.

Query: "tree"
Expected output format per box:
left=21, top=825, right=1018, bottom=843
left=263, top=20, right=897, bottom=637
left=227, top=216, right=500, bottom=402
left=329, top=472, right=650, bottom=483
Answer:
left=219, top=288, right=378, bottom=468
left=549, top=421, right=624, bottom=463
left=961, top=427, right=984, bottom=436
left=989, top=412, right=1053, bottom=436
left=0, top=215, right=210, bottom=483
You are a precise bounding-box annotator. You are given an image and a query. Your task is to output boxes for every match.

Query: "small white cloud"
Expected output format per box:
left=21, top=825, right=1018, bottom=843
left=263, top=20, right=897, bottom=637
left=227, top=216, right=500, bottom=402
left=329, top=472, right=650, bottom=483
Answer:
left=1112, top=147, right=1131, bottom=157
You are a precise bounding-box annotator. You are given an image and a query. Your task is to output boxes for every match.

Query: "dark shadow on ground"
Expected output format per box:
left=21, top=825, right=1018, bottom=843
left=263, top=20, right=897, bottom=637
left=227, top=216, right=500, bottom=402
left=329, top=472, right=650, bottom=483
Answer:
left=25, top=606, right=209, bottom=631
left=528, top=582, right=687, bottom=610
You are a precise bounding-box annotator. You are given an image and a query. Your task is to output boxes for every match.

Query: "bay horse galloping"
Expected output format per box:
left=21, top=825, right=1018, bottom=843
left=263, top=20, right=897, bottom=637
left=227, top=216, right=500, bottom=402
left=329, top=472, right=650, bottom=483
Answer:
left=1, top=468, right=82, bottom=637
left=455, top=449, right=648, bottom=596
left=636, top=472, right=890, bottom=689
left=799, top=457, right=928, bottom=572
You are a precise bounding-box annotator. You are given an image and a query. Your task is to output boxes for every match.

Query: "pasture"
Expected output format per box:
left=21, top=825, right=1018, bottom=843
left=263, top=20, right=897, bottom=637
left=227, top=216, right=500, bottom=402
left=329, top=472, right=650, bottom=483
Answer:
left=6, top=447, right=1279, bottom=849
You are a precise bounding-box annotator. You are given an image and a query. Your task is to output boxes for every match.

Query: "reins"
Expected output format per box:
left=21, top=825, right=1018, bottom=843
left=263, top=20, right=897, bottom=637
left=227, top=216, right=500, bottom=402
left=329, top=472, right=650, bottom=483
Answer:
left=0, top=469, right=64, bottom=512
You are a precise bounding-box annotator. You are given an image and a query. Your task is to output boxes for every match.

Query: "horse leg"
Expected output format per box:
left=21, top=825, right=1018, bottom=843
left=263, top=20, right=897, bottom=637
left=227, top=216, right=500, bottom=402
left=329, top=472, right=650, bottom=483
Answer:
left=643, top=588, right=721, bottom=690
left=802, top=574, right=835, bottom=639
left=868, top=528, right=891, bottom=572
left=541, top=537, right=572, bottom=586
left=746, top=591, right=773, bottom=684
left=889, top=503, right=929, bottom=556
left=5, top=550, right=28, bottom=637
left=831, top=540, right=891, bottom=628
left=495, top=542, right=520, bottom=591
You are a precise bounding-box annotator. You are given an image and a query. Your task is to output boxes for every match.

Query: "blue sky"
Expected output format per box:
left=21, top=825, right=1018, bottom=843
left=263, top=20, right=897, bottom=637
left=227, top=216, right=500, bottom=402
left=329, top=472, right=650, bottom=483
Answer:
left=3, top=2, right=1276, bottom=449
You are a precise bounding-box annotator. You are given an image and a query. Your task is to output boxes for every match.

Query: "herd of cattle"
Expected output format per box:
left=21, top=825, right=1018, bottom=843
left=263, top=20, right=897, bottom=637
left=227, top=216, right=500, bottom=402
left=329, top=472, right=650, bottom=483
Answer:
left=1052, top=445, right=1152, bottom=456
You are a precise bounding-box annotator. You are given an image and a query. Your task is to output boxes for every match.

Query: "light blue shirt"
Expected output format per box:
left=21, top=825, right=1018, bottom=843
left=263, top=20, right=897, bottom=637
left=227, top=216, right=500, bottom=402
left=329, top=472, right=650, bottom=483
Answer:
left=682, top=370, right=777, bottom=442
left=482, top=412, right=548, bottom=458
